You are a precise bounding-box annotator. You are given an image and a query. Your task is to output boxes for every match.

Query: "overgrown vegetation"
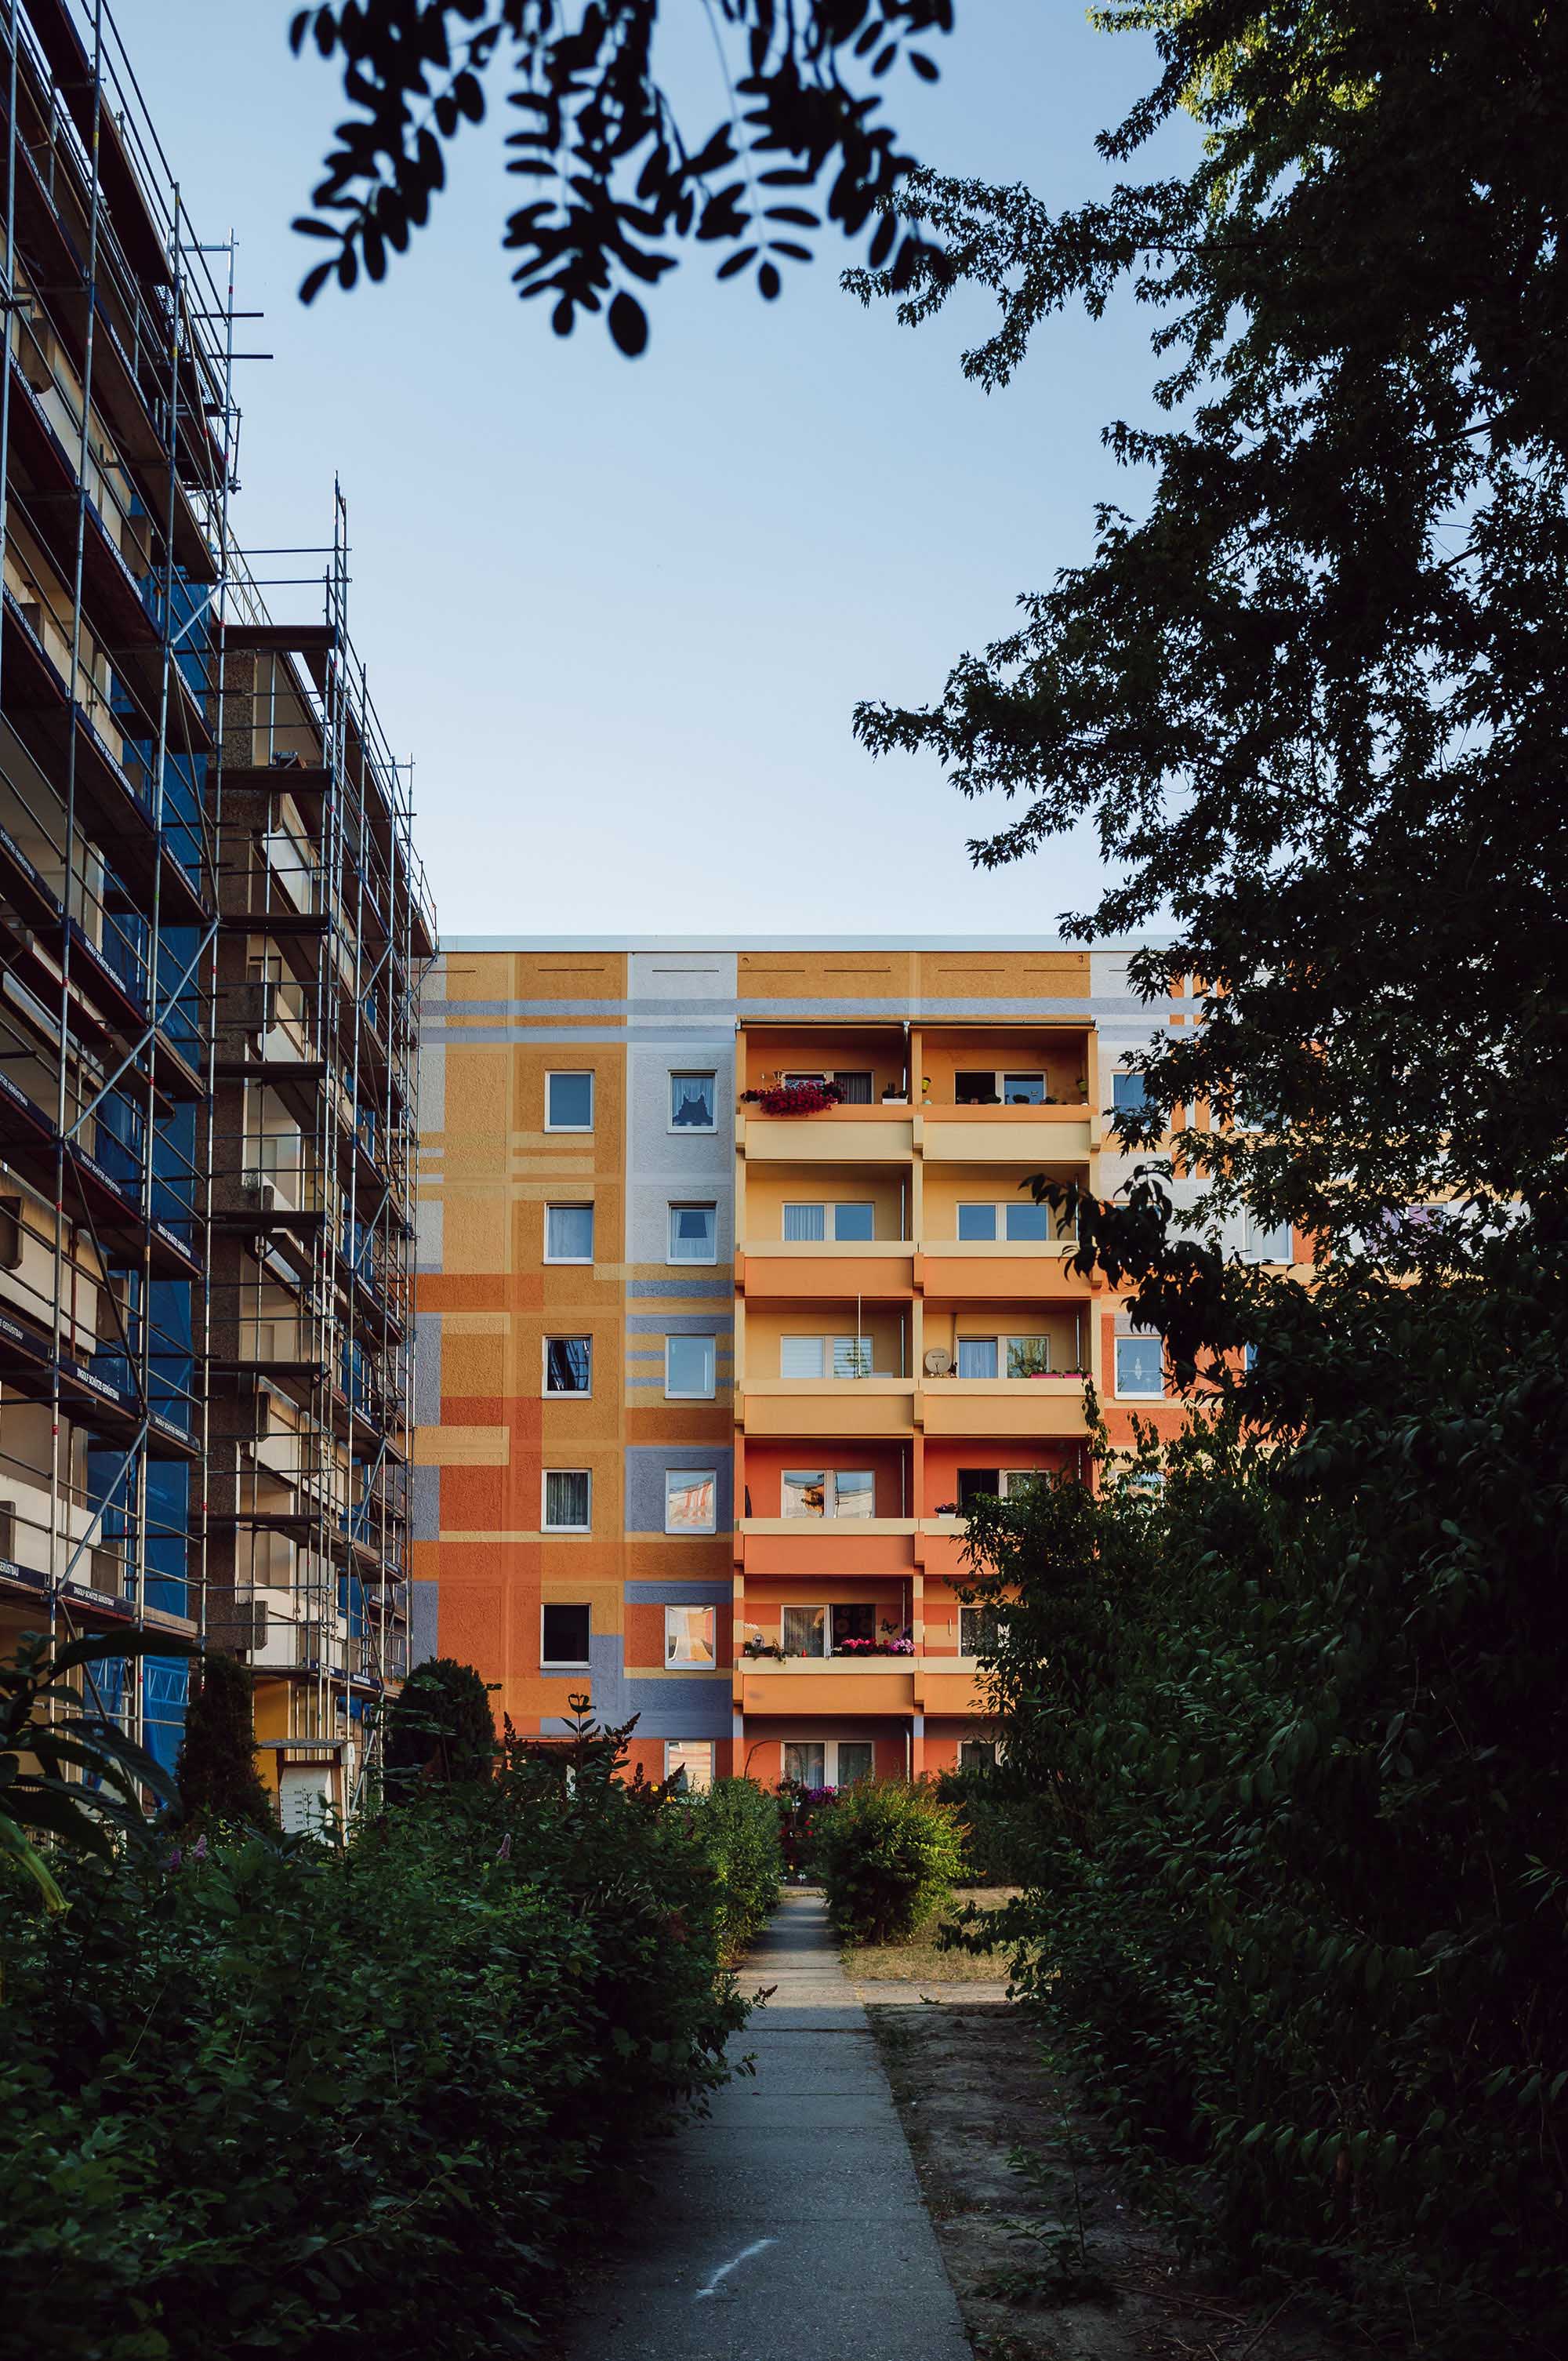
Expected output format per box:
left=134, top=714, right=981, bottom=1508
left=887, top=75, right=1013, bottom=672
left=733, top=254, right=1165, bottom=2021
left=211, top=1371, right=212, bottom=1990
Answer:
left=382, top=1652, right=499, bottom=1797
left=172, top=1650, right=274, bottom=1830
left=956, top=1233, right=1568, bottom=2352
left=684, top=1773, right=782, bottom=1958
left=0, top=1691, right=747, bottom=2359
left=815, top=1776, right=964, bottom=1944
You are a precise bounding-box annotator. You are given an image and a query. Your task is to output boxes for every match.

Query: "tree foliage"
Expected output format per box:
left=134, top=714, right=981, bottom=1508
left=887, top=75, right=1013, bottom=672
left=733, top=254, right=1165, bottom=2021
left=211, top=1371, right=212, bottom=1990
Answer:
left=292, top=0, right=955, bottom=351
left=382, top=1654, right=498, bottom=1796
left=957, top=1221, right=1568, bottom=2347
left=852, top=0, right=1568, bottom=1243
left=173, top=1651, right=274, bottom=1832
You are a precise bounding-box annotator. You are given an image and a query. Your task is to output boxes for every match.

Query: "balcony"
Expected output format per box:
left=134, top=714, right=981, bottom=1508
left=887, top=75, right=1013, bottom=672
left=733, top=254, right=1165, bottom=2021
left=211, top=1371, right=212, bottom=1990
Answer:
left=740, top=1377, right=914, bottom=1438
left=738, top=1656, right=918, bottom=1716
left=921, top=1374, right=1088, bottom=1439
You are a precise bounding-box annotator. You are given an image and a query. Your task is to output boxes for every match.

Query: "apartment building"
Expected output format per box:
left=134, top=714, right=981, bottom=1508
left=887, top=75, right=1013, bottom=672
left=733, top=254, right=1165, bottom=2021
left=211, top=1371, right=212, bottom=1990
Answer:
left=0, top=0, right=433, bottom=1820
left=413, top=941, right=1294, bottom=1787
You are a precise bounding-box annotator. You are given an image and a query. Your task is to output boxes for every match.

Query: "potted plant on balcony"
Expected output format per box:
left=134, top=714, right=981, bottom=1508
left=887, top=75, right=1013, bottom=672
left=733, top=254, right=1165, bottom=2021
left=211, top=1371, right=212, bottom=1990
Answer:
left=739, top=1073, right=844, bottom=1117
left=880, top=1084, right=908, bottom=1105
left=742, top=1633, right=786, bottom=1662
left=1009, top=1340, right=1054, bottom=1380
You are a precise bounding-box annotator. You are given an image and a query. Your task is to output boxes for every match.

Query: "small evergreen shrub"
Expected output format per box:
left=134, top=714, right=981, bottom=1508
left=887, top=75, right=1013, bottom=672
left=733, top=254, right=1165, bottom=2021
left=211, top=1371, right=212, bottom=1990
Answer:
left=382, top=1655, right=496, bottom=1796
left=173, top=1650, right=274, bottom=1829
left=815, top=1778, right=964, bottom=1944
left=684, top=1775, right=780, bottom=1956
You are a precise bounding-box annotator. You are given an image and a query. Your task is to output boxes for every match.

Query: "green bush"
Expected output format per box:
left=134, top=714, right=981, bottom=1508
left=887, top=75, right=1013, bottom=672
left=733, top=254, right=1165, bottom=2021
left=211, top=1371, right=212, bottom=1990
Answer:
left=815, top=1778, right=964, bottom=1944
left=934, top=1763, right=1036, bottom=1883
left=381, top=1654, right=497, bottom=1797
left=684, top=1775, right=780, bottom=1957
left=0, top=1701, right=743, bottom=2360
left=173, top=1649, right=274, bottom=1829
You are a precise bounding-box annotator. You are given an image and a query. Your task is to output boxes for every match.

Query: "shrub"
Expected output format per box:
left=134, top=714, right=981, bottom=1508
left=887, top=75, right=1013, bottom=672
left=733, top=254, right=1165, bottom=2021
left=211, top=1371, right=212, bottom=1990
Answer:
left=382, top=1655, right=497, bottom=1796
left=173, top=1649, right=274, bottom=1829
left=815, top=1778, right=964, bottom=1944
left=934, top=1763, right=1036, bottom=1884
left=0, top=1704, right=743, bottom=2360
left=684, top=1776, right=780, bottom=1956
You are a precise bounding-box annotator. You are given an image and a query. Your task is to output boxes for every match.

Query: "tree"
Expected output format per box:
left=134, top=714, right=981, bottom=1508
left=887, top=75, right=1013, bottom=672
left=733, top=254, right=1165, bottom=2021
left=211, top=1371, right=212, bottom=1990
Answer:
left=293, top=0, right=955, bottom=351
left=851, top=0, right=1568, bottom=1248
left=382, top=1656, right=497, bottom=1797
left=174, top=1651, right=274, bottom=1831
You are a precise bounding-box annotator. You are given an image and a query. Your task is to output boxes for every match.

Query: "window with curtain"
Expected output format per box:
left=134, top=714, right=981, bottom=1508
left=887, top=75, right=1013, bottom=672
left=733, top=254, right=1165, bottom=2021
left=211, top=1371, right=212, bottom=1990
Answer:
left=1243, top=1211, right=1294, bottom=1262
left=835, top=1741, right=874, bottom=1784
left=782, top=1607, right=826, bottom=1658
left=669, top=1202, right=717, bottom=1261
left=670, top=1071, right=717, bottom=1129
left=666, top=1740, right=714, bottom=1790
left=545, top=1204, right=593, bottom=1261
left=782, top=1469, right=828, bottom=1516
left=956, top=1336, right=999, bottom=1378
left=543, top=1470, right=590, bottom=1529
left=545, top=1336, right=591, bottom=1393
left=666, top=1333, right=716, bottom=1397
left=833, top=1070, right=873, bottom=1103
left=665, top=1469, right=717, bottom=1531
left=783, top=1739, right=826, bottom=1785
left=1116, top=1337, right=1165, bottom=1397
left=1000, top=1469, right=1042, bottom=1498
left=830, top=1336, right=873, bottom=1379
left=783, top=1203, right=826, bottom=1241
left=959, top=1738, right=998, bottom=1771
left=665, top=1606, right=717, bottom=1665
left=960, top=1606, right=1007, bottom=1655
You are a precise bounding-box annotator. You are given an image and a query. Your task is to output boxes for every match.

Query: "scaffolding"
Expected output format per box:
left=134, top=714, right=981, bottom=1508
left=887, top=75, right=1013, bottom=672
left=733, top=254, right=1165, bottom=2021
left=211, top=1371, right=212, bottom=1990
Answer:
left=0, top=0, right=435, bottom=1810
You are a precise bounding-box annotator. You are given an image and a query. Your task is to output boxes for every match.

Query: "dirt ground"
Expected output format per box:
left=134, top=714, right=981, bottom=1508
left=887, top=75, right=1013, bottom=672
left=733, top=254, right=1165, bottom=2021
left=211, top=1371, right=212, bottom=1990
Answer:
left=851, top=1967, right=1366, bottom=2361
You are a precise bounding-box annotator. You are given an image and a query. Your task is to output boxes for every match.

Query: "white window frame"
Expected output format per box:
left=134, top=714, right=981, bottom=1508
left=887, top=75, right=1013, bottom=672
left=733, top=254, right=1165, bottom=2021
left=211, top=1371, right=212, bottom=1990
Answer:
left=781, top=1601, right=829, bottom=1658
left=664, top=1332, right=717, bottom=1399
left=665, top=1604, right=717, bottom=1667
left=539, top=1600, right=592, bottom=1668
left=544, top=1203, right=595, bottom=1265
left=780, top=1334, right=873, bottom=1380
left=1000, top=1469, right=1042, bottom=1498
left=545, top=1070, right=594, bottom=1132
left=668, top=1200, right=718, bottom=1265
left=1005, top=1332, right=1051, bottom=1376
left=1115, top=1336, right=1166, bottom=1399
left=665, top=1738, right=715, bottom=1790
left=665, top=1468, right=718, bottom=1534
left=782, top=1737, right=874, bottom=1786
left=542, top=1468, right=593, bottom=1531
left=543, top=1335, right=593, bottom=1396
left=1242, top=1211, right=1294, bottom=1265
left=955, top=1334, right=1000, bottom=1378
left=782, top=1201, right=877, bottom=1244
left=668, top=1070, right=718, bottom=1133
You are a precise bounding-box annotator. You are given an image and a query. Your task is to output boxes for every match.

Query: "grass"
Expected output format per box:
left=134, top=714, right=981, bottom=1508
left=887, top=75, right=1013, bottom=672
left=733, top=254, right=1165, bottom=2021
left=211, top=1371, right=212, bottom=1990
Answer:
left=843, top=1885, right=1023, bottom=1981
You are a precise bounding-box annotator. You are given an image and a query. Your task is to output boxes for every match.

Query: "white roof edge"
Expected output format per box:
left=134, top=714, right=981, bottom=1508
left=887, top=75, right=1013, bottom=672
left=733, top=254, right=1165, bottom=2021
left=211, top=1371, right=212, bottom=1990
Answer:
left=437, top=935, right=1174, bottom=953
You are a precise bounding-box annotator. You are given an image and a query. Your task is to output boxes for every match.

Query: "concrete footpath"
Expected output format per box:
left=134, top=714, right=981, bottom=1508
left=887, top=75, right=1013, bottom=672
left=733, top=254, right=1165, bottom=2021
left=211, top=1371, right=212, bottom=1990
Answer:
left=567, top=1890, right=974, bottom=2361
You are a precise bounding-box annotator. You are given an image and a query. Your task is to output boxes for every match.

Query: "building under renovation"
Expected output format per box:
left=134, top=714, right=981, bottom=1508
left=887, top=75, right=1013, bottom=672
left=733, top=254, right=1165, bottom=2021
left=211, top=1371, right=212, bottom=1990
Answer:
left=0, top=0, right=434, bottom=1818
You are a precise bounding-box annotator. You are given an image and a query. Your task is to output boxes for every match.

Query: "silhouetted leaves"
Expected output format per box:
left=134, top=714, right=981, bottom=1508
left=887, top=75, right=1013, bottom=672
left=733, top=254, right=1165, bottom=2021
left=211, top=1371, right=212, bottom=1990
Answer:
left=292, top=1, right=954, bottom=349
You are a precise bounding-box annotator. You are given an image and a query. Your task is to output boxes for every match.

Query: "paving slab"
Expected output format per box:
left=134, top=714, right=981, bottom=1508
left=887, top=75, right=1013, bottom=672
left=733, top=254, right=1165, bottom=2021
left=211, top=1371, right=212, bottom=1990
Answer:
left=567, top=1891, right=973, bottom=2361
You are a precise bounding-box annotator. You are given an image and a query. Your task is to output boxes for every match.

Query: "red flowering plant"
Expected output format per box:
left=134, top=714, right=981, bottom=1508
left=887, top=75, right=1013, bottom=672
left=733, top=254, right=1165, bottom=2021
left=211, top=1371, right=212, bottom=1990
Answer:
left=833, top=1622, right=915, bottom=1657
left=739, top=1073, right=844, bottom=1117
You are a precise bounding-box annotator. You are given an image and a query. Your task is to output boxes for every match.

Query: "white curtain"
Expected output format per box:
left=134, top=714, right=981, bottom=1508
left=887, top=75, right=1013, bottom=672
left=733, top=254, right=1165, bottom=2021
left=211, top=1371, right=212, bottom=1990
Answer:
left=783, top=1204, right=826, bottom=1241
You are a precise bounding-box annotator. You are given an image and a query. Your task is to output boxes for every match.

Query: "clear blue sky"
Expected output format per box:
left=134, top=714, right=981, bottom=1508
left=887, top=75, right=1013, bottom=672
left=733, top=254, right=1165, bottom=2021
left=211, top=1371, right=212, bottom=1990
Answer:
left=111, top=2, right=1185, bottom=938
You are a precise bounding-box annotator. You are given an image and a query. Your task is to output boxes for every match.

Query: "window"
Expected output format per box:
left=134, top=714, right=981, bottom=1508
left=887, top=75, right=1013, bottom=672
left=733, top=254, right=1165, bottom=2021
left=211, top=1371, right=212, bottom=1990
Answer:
left=831, top=1336, right=873, bottom=1379
left=780, top=1334, right=825, bottom=1379
left=665, top=1739, right=714, bottom=1791
left=1112, top=1071, right=1148, bottom=1113
left=541, top=1601, right=591, bottom=1664
left=831, top=1603, right=876, bottom=1650
left=1002, top=1072, right=1045, bottom=1105
left=665, top=1469, right=717, bottom=1532
left=780, top=1468, right=877, bottom=1519
left=782, top=1604, right=826, bottom=1657
left=782, top=1202, right=876, bottom=1242
left=0, top=1195, right=21, bottom=1270
left=543, top=1470, right=591, bottom=1529
left=1243, top=1211, right=1294, bottom=1263
left=546, top=1071, right=593, bottom=1130
left=670, top=1071, right=717, bottom=1130
left=666, top=1605, right=717, bottom=1666
left=833, top=1070, right=874, bottom=1105
left=956, top=1468, right=1000, bottom=1511
left=545, top=1204, right=593, bottom=1262
left=782, top=1334, right=873, bottom=1379
left=955, top=1069, right=1046, bottom=1106
left=783, top=1739, right=826, bottom=1787
left=1116, top=1337, right=1165, bottom=1397
left=669, top=1202, right=717, bottom=1262
left=957, top=1202, right=1052, bottom=1242
left=544, top=1336, right=591, bottom=1394
left=836, top=1741, right=874, bottom=1785
left=665, top=1333, right=716, bottom=1397
left=1000, top=1469, right=1042, bottom=1498
left=955, top=1070, right=1000, bottom=1105
left=956, top=1336, right=999, bottom=1378
left=1005, top=1334, right=1050, bottom=1377
left=960, top=1606, right=1008, bottom=1657
left=959, top=1738, right=998, bottom=1772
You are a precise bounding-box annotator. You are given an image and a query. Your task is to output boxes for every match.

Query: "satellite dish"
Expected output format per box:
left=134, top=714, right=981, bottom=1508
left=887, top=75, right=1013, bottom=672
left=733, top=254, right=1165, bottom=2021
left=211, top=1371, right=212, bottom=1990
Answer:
left=924, top=1348, right=952, bottom=1377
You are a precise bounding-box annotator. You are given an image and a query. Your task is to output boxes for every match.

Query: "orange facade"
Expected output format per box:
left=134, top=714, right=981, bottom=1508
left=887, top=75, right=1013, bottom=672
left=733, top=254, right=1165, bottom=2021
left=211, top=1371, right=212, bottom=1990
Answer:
left=413, top=941, right=1297, bottom=1789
